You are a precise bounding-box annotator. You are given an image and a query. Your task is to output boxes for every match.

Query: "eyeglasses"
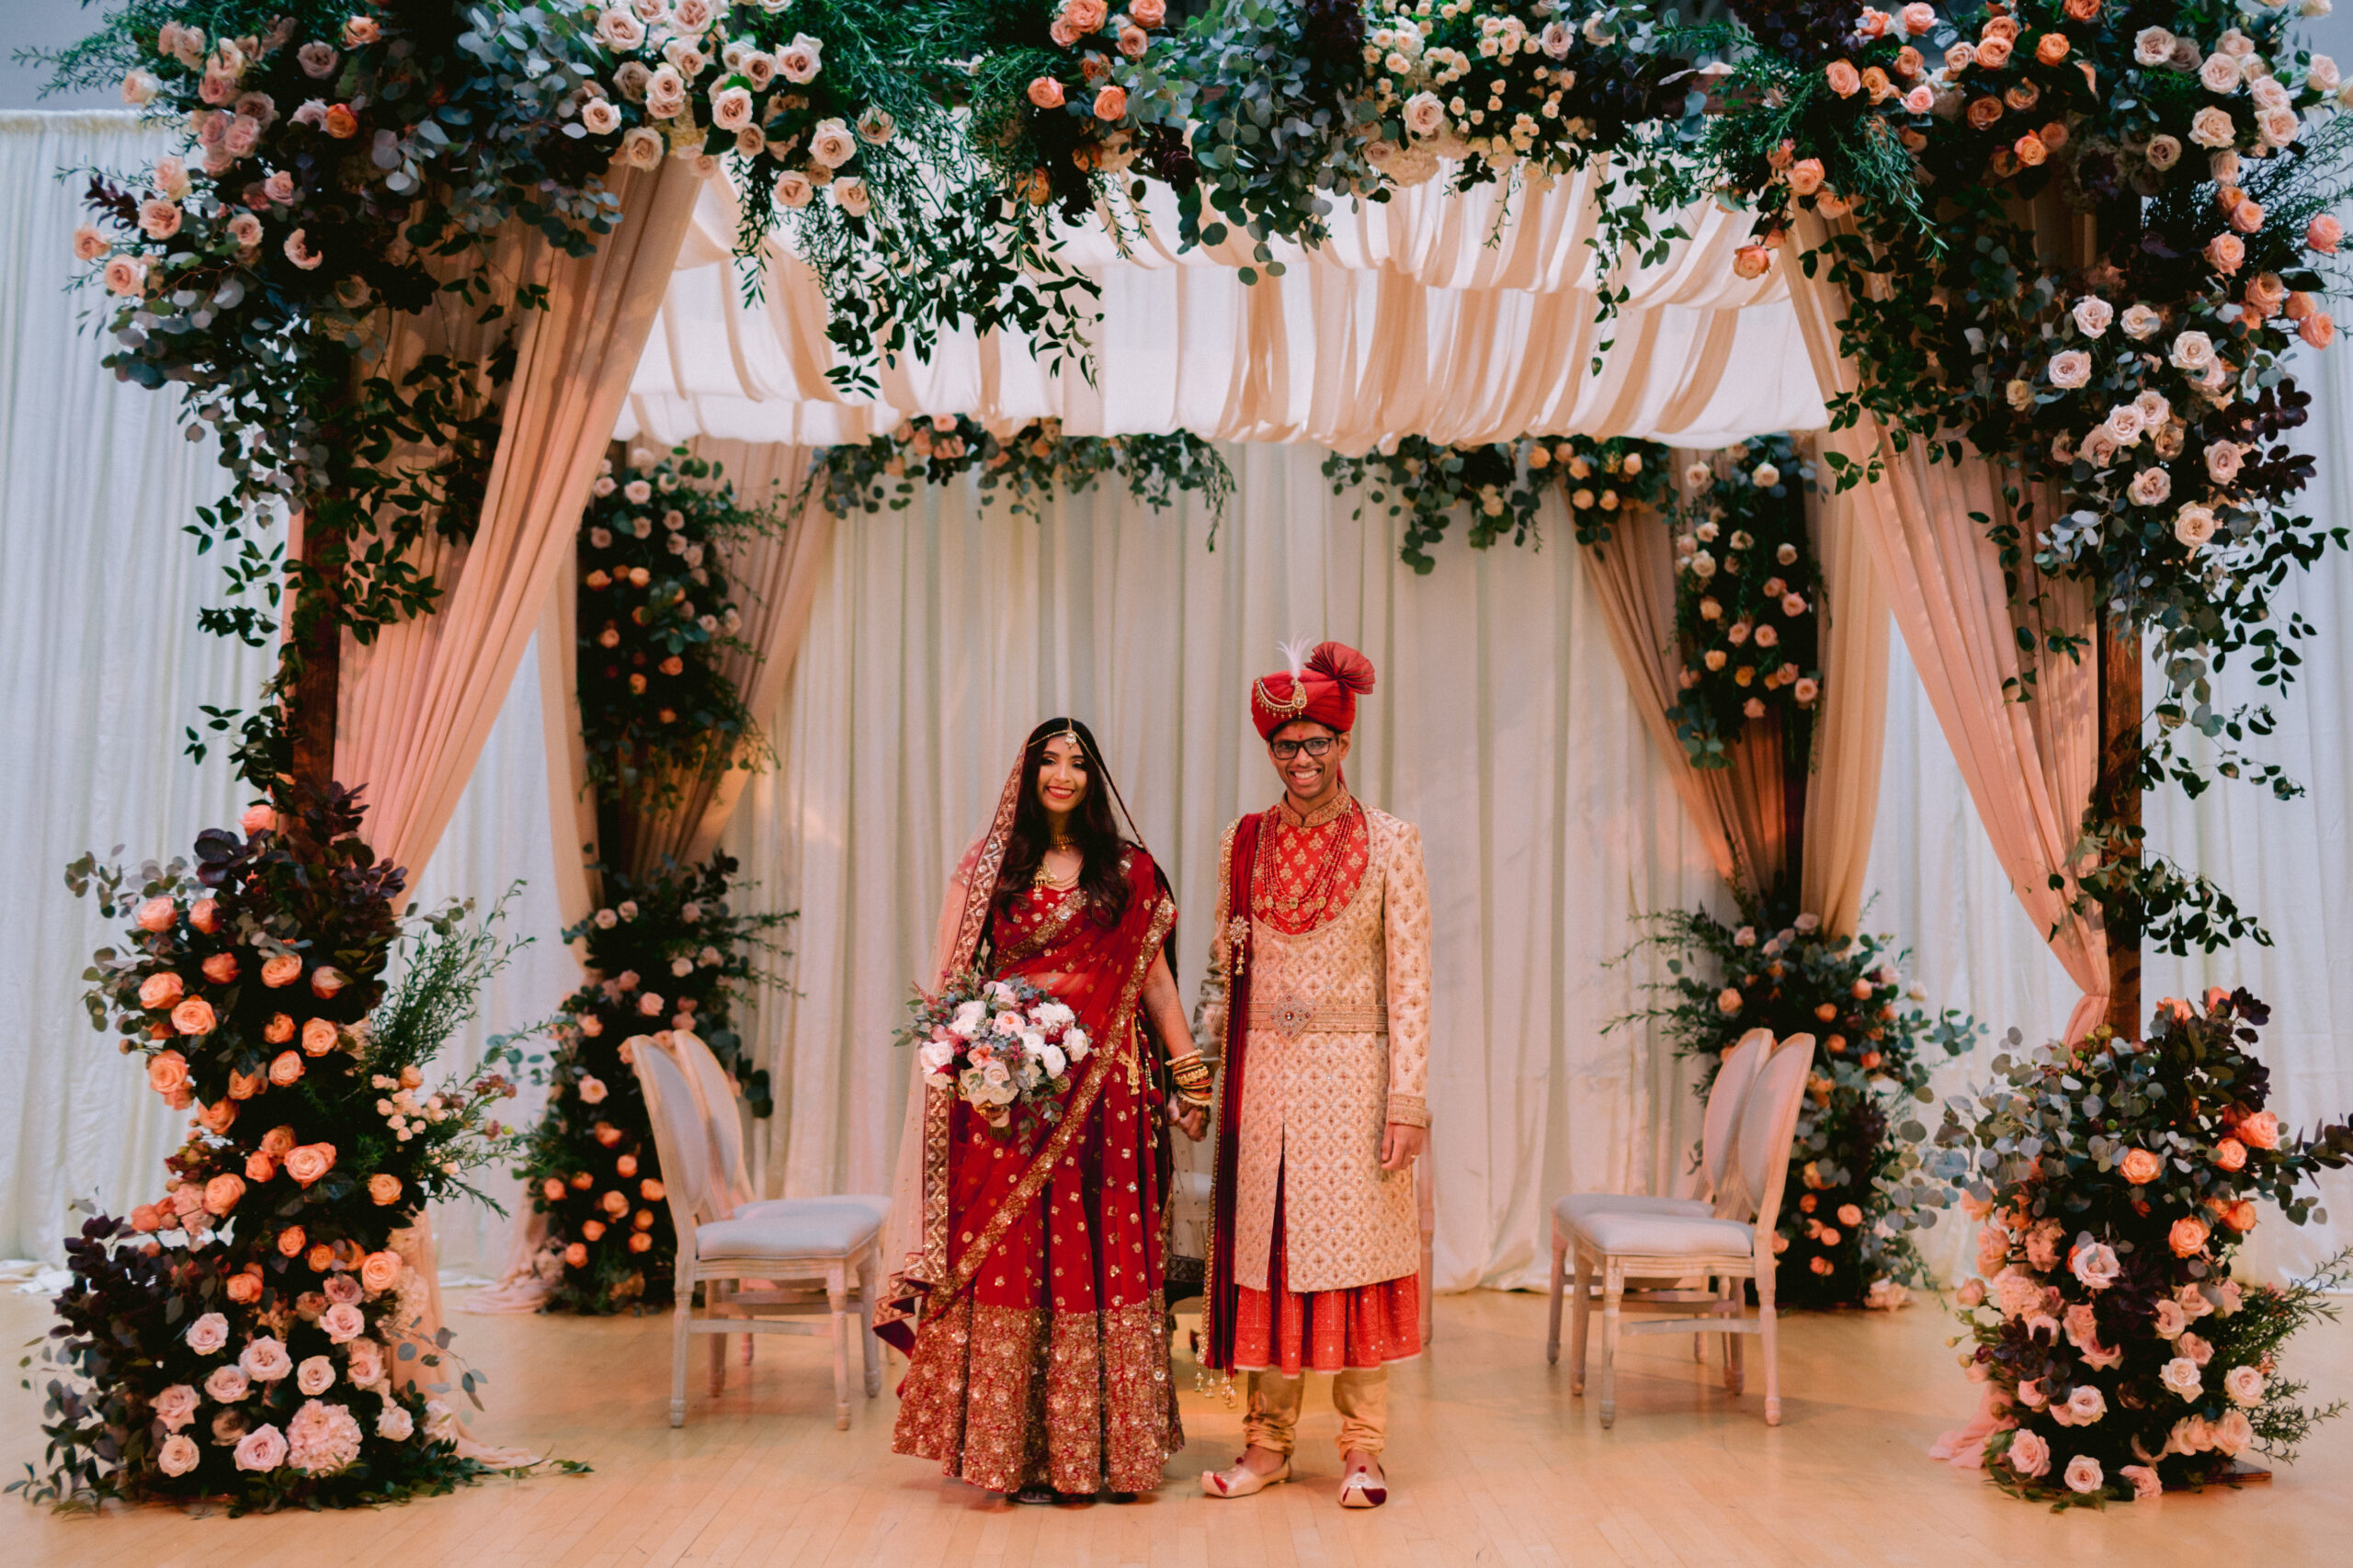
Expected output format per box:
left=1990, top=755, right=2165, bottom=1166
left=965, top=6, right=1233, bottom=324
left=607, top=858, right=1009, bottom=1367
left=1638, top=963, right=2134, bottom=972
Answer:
left=1268, top=736, right=1336, bottom=760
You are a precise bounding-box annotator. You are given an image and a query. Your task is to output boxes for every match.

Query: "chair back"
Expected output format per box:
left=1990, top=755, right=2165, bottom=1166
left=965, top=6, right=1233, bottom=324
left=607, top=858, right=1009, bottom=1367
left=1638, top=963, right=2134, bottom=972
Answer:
left=1721, top=1033, right=1816, bottom=1233
left=1702, top=1028, right=1773, bottom=1214
left=668, top=1028, right=759, bottom=1221
left=630, top=1037, right=711, bottom=1245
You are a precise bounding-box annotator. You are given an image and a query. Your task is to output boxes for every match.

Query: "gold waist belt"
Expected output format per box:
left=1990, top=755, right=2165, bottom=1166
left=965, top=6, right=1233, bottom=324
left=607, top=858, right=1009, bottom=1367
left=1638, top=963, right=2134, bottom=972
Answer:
left=1246, top=999, right=1389, bottom=1038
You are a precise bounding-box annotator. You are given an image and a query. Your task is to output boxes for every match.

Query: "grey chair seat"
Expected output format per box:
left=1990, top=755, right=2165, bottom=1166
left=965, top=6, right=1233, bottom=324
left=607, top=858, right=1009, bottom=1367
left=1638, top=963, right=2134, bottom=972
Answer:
left=1552, top=1192, right=1710, bottom=1231
left=697, top=1199, right=886, bottom=1262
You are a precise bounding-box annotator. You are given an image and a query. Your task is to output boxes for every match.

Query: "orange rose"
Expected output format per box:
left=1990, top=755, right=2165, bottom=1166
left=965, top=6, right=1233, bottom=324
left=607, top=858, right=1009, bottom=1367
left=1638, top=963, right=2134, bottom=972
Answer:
left=131, top=1204, right=164, bottom=1233
left=260, top=955, right=304, bottom=988
left=563, top=1243, right=589, bottom=1267
left=582, top=1219, right=608, bottom=1241
left=301, top=1017, right=340, bottom=1057
left=1966, top=97, right=2004, bottom=131
left=225, top=1271, right=264, bottom=1304
left=2221, top=1199, right=2258, bottom=1233
left=199, top=952, right=239, bottom=985
left=2237, top=1110, right=2280, bottom=1150
left=228, top=1067, right=265, bottom=1101
left=146, top=1050, right=190, bottom=1097
left=138, top=971, right=187, bottom=1010
left=368, top=1174, right=402, bottom=1206
left=283, top=1142, right=336, bottom=1186
left=358, top=1250, right=404, bottom=1293
left=641, top=1179, right=665, bottom=1202
left=616, top=1154, right=639, bottom=1178
left=135, top=896, right=177, bottom=933
left=197, top=1098, right=238, bottom=1135
left=170, top=998, right=217, bottom=1036
left=2039, top=119, right=2069, bottom=152
left=188, top=898, right=220, bottom=934
left=569, top=1170, right=595, bottom=1190
left=310, top=967, right=347, bottom=1000
left=268, top=1051, right=304, bottom=1087
left=2169, top=1216, right=2211, bottom=1257
left=322, top=103, right=358, bottom=139
left=2120, top=1148, right=2163, bottom=1185
left=1733, top=244, right=1772, bottom=280
left=305, top=1243, right=335, bottom=1273
left=1981, top=16, right=2019, bottom=43
left=540, top=1177, right=567, bottom=1203
left=260, top=1125, right=298, bottom=1158
left=278, top=1225, right=308, bottom=1257
left=600, top=1189, right=630, bottom=1217
left=633, top=1210, right=655, bottom=1232
left=2013, top=132, right=2047, bottom=167
left=264, top=1012, right=296, bottom=1043
left=2063, top=0, right=2098, bottom=20
left=2213, top=1138, right=2248, bottom=1171
left=1092, top=84, right=1127, bottom=119
left=2035, top=33, right=2069, bottom=64
left=1974, top=36, right=2012, bottom=68
left=627, top=1232, right=653, bottom=1253
left=245, top=1150, right=278, bottom=1182
left=1026, top=76, right=1063, bottom=109
left=202, top=1174, right=245, bottom=1215
left=1825, top=59, right=1861, bottom=97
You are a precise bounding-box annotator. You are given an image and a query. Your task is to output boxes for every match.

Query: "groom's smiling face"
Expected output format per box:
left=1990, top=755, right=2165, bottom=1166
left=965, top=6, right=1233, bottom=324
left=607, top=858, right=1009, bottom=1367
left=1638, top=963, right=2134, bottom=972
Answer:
left=1267, top=720, right=1348, bottom=804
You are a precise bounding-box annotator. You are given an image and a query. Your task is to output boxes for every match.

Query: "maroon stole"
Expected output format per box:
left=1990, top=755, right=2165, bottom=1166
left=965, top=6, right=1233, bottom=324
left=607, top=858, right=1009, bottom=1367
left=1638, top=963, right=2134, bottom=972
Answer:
left=1202, top=808, right=1267, bottom=1374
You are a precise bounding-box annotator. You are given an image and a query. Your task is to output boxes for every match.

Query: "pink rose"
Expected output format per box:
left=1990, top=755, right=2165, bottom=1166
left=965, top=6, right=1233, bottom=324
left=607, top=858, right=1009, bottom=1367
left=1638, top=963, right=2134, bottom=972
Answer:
left=146, top=1050, right=190, bottom=1097
left=202, top=1174, right=245, bottom=1215
left=138, top=971, right=187, bottom=1010
left=2309, top=214, right=2343, bottom=255
left=136, top=896, right=178, bottom=932
left=358, top=1250, right=404, bottom=1294
left=1899, top=2, right=1934, bottom=33
left=187, top=1312, right=230, bottom=1355
left=320, top=1301, right=366, bottom=1344
left=301, top=1017, right=340, bottom=1056
left=153, top=1382, right=199, bottom=1432
left=324, top=1272, right=362, bottom=1306
left=2006, top=1428, right=2051, bottom=1479
left=284, top=1142, right=336, bottom=1186
left=239, top=1335, right=291, bottom=1382
left=233, top=1423, right=288, bottom=1471
left=206, top=1365, right=251, bottom=1403
left=260, top=955, right=303, bottom=988
left=1027, top=77, right=1064, bottom=109
left=341, top=17, right=381, bottom=48
left=1732, top=244, right=1772, bottom=279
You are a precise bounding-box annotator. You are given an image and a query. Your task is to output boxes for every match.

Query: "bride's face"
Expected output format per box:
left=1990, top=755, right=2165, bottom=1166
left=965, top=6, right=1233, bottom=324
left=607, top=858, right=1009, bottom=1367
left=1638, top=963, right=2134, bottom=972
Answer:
left=1036, top=735, right=1090, bottom=818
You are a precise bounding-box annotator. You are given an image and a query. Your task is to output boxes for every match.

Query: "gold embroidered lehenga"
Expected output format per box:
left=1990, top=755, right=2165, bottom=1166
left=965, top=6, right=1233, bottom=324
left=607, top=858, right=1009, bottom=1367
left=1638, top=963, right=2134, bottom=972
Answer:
left=880, top=753, right=1184, bottom=1495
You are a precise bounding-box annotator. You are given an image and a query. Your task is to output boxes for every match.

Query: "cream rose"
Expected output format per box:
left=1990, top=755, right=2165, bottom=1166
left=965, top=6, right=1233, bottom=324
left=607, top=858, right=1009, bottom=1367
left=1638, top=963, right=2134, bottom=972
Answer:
left=2128, top=466, right=2174, bottom=506
left=2047, top=349, right=2092, bottom=389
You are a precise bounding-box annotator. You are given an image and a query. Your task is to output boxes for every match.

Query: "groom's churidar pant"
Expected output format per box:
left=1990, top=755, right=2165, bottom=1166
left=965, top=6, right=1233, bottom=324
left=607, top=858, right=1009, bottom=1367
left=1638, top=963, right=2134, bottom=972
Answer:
left=1243, top=1367, right=1391, bottom=1458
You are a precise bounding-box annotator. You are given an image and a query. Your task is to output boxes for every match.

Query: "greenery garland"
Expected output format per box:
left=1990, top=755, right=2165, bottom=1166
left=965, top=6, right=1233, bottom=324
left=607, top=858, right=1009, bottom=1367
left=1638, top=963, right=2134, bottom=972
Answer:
left=816, top=414, right=1234, bottom=526
left=577, top=445, right=779, bottom=807
left=1324, top=431, right=1669, bottom=571
left=15, top=791, right=541, bottom=1509
left=1931, top=991, right=2353, bottom=1504
left=511, top=856, right=790, bottom=1313
left=1616, top=903, right=1982, bottom=1309
left=1665, top=434, right=1823, bottom=769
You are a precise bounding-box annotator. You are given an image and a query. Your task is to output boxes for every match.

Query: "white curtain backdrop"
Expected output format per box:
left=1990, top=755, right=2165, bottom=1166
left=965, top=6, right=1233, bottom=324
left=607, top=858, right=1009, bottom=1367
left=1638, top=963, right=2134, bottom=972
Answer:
left=6, top=111, right=2348, bottom=1288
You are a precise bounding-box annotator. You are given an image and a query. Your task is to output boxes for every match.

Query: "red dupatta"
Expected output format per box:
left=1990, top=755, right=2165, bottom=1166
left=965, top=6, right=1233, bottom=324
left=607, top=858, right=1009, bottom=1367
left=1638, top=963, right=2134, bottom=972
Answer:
left=1200, top=808, right=1267, bottom=1374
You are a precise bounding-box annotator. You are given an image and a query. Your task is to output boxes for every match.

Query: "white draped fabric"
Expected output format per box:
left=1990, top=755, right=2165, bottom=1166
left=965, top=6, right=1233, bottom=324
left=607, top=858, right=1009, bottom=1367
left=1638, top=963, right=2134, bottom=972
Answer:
left=5, top=113, right=2347, bottom=1290
left=621, top=171, right=1825, bottom=451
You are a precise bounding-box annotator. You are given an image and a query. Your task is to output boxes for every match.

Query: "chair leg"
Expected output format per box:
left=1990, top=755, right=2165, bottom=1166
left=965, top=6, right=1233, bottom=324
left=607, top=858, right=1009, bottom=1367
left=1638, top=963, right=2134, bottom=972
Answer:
left=1567, top=1244, right=1591, bottom=1395
left=1599, top=1261, right=1624, bottom=1430
left=1545, top=1231, right=1566, bottom=1365
left=708, top=1278, right=729, bottom=1396
left=670, top=1285, right=693, bottom=1428
left=828, top=1262, right=851, bottom=1430
left=1759, top=1273, right=1781, bottom=1426
left=1722, top=1277, right=1745, bottom=1394
left=858, top=1253, right=881, bottom=1398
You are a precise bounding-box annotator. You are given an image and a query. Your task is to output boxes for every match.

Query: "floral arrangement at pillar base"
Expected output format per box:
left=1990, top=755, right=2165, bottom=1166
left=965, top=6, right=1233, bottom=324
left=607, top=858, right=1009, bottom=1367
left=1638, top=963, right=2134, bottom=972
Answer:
left=14, top=789, right=532, bottom=1510
left=1931, top=990, right=2353, bottom=1506
left=513, top=856, right=790, bottom=1314
left=1618, top=903, right=1981, bottom=1308
left=1665, top=434, right=1823, bottom=769
left=1324, top=432, right=1670, bottom=572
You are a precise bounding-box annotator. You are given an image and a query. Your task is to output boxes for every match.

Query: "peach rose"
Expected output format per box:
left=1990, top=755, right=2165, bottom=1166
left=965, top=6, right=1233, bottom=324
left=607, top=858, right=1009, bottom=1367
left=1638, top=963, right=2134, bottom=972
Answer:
left=2014, top=131, right=2047, bottom=166
left=131, top=1203, right=164, bottom=1232
left=2035, top=33, right=2069, bottom=65
left=369, top=1174, right=403, bottom=1206
left=2236, top=1109, right=2281, bottom=1149
left=628, top=1232, right=654, bottom=1253
left=1787, top=158, right=1825, bottom=196
left=2220, top=1199, right=2258, bottom=1233
left=563, top=1243, right=589, bottom=1267
left=2300, top=312, right=2337, bottom=349
left=2309, top=214, right=2344, bottom=255
left=198, top=1099, right=238, bottom=1134
left=1131, top=0, right=1165, bottom=23
left=601, top=1189, right=630, bottom=1217
left=200, top=952, right=239, bottom=985
left=616, top=1154, right=640, bottom=1178
left=139, top=971, right=187, bottom=1010
left=1092, top=84, right=1126, bottom=120
left=225, top=1271, right=264, bottom=1304
left=2169, top=1215, right=2211, bottom=1257
left=284, top=1143, right=336, bottom=1186
left=322, top=103, right=358, bottom=139
left=2206, top=233, right=2245, bottom=274
left=228, top=1067, right=265, bottom=1101
left=305, top=1243, right=335, bottom=1273
left=268, top=1051, right=304, bottom=1087
left=358, top=1250, right=404, bottom=1294
left=582, top=1219, right=608, bottom=1241
left=260, top=1012, right=294, bottom=1044
left=259, top=1125, right=297, bottom=1157
left=188, top=898, right=221, bottom=934
left=136, top=896, right=178, bottom=932
left=1028, top=76, right=1064, bottom=109
left=170, top=998, right=218, bottom=1036
left=1966, top=97, right=2003, bottom=131
left=2120, top=1148, right=2164, bottom=1184
left=240, top=802, right=277, bottom=835
left=1973, top=36, right=2012, bottom=69
left=309, top=967, right=347, bottom=999
left=2213, top=1137, right=2248, bottom=1170
left=301, top=1017, right=339, bottom=1057
left=245, top=1150, right=279, bottom=1182
left=641, top=1179, right=665, bottom=1202
left=278, top=1224, right=308, bottom=1257
left=260, top=955, right=303, bottom=989
left=147, top=1050, right=190, bottom=1096
left=203, top=1174, right=246, bottom=1215
left=1825, top=60, right=1861, bottom=97
left=540, top=1176, right=566, bottom=1203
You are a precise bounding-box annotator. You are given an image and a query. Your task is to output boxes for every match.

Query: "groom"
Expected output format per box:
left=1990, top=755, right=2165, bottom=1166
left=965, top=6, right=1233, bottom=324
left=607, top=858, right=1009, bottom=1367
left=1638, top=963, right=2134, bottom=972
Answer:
left=1196, top=641, right=1431, bottom=1509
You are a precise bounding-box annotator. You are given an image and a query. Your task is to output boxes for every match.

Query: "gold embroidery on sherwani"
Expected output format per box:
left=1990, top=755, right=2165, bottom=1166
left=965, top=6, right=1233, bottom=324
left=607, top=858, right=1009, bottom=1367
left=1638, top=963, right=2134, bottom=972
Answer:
left=1220, top=809, right=1433, bottom=1296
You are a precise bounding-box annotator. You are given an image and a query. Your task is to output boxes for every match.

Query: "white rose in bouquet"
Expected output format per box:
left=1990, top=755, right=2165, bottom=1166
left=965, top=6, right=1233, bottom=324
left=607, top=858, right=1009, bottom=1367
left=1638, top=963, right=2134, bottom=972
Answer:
left=918, top=1040, right=957, bottom=1075
left=1064, top=1026, right=1090, bottom=1059
left=1037, top=1041, right=1068, bottom=1078
left=950, top=999, right=987, bottom=1038
left=993, top=1010, right=1024, bottom=1037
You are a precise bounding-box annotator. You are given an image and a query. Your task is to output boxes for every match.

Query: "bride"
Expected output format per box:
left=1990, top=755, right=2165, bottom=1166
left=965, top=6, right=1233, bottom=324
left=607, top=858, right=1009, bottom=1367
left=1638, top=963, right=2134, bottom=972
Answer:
left=880, top=718, right=1212, bottom=1503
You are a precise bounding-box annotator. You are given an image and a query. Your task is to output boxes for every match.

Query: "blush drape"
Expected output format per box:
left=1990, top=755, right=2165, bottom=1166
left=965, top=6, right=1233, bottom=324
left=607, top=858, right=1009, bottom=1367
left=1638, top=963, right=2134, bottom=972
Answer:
left=1784, top=215, right=2108, bottom=1041
left=1576, top=447, right=1891, bottom=936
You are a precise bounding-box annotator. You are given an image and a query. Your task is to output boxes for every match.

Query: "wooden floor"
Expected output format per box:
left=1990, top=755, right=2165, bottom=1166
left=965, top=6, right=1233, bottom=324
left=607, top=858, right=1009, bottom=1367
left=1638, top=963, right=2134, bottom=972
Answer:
left=6, top=1285, right=2352, bottom=1567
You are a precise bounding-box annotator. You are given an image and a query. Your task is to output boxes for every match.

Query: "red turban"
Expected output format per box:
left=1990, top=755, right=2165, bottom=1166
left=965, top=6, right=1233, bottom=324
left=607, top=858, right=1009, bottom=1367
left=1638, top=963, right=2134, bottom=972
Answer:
left=1251, top=641, right=1376, bottom=740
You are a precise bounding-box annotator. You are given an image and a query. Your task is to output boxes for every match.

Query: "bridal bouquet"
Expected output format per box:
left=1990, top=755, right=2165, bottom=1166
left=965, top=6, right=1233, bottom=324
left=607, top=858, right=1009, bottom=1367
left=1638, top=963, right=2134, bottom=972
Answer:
left=897, top=973, right=1092, bottom=1131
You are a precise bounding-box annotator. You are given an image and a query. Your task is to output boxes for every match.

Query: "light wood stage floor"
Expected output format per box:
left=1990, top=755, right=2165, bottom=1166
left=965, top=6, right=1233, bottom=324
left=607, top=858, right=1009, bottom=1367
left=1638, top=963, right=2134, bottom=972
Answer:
left=6, top=1286, right=2351, bottom=1567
